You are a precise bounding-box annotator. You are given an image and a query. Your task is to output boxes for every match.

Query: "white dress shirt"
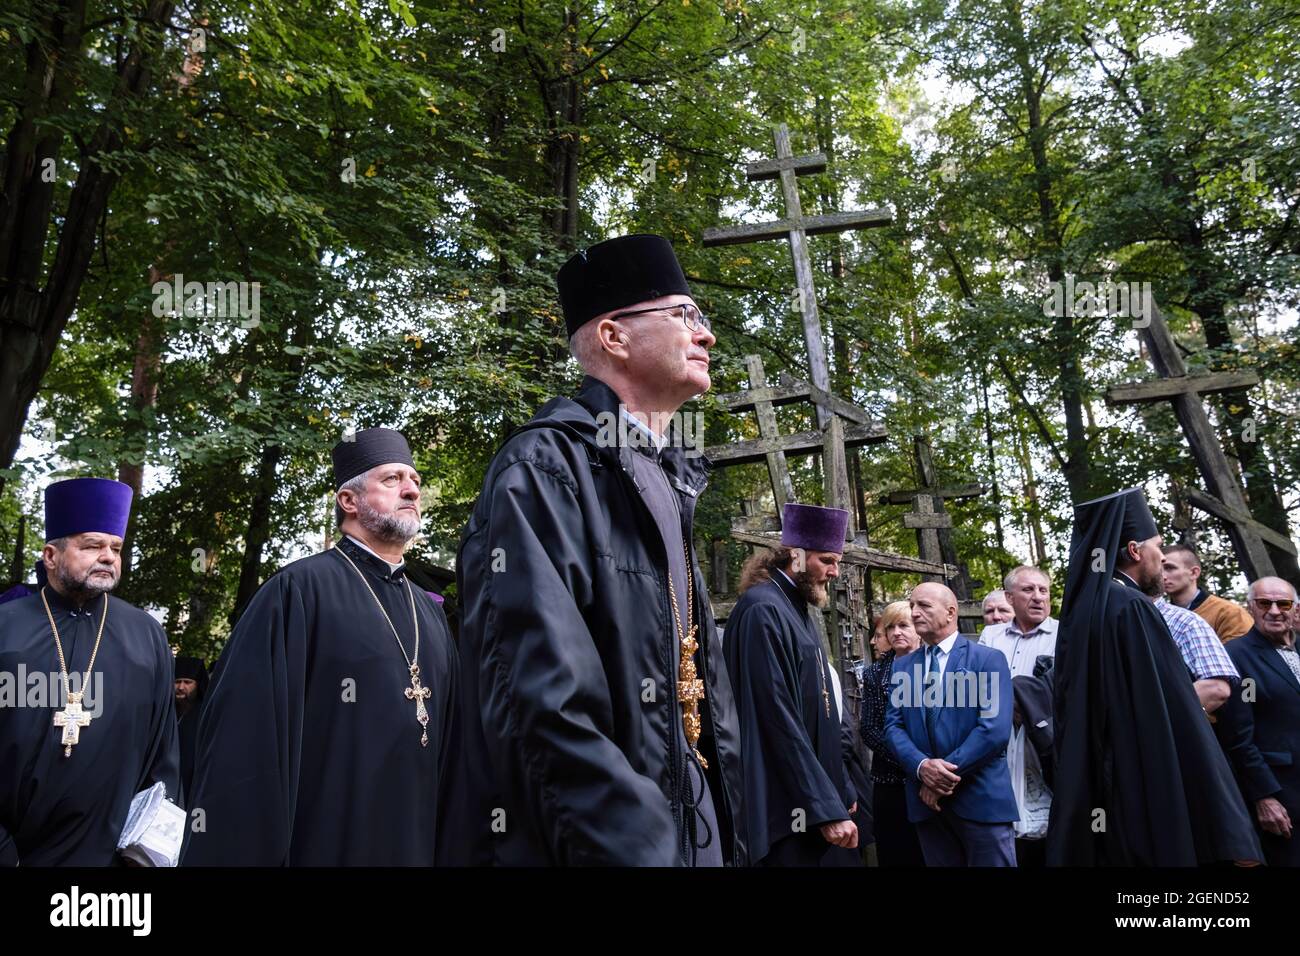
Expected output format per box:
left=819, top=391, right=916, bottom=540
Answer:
left=979, top=616, right=1058, bottom=677
left=914, top=631, right=960, bottom=781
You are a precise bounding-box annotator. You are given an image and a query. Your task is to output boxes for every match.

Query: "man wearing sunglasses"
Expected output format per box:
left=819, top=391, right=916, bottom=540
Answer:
left=1217, top=576, right=1300, bottom=865
left=450, top=234, right=745, bottom=866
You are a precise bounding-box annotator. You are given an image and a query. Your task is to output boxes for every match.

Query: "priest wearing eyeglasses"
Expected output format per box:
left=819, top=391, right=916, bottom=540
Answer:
left=450, top=234, right=746, bottom=865
left=183, top=428, right=459, bottom=866
left=0, top=478, right=179, bottom=865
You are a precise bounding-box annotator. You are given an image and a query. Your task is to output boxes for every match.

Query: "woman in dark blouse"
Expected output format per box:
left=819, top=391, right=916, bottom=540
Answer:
left=862, top=601, right=925, bottom=866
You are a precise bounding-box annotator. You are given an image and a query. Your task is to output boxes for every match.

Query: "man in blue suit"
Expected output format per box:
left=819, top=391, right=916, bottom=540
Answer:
left=1216, top=576, right=1300, bottom=866
left=885, top=582, right=1017, bottom=866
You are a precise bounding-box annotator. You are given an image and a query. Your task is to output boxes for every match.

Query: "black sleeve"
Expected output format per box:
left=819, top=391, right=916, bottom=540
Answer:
left=470, top=458, right=677, bottom=865
left=0, top=823, right=16, bottom=866
left=1215, top=661, right=1282, bottom=803
left=182, top=574, right=307, bottom=865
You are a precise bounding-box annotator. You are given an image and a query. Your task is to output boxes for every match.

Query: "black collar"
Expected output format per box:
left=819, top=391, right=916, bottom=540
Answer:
left=336, top=536, right=406, bottom=583
left=1187, top=588, right=1208, bottom=612
left=1114, top=570, right=1143, bottom=592
left=40, top=584, right=108, bottom=618
left=772, top=568, right=808, bottom=613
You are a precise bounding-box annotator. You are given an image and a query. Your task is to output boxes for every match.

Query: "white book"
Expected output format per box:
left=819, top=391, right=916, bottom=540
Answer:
left=117, top=782, right=185, bottom=867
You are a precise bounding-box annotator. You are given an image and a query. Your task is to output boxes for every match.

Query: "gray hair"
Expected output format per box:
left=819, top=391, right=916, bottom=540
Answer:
left=1004, top=565, right=1050, bottom=591
left=1246, top=577, right=1298, bottom=603
left=568, top=321, right=605, bottom=373
left=982, top=589, right=1007, bottom=606
left=334, top=471, right=370, bottom=527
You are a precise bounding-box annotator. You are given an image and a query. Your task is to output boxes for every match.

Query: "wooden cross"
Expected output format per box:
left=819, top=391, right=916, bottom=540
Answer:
left=706, top=354, right=886, bottom=513
left=1104, top=300, right=1296, bottom=580
left=704, top=124, right=892, bottom=426
left=52, top=692, right=93, bottom=756
left=882, top=436, right=986, bottom=633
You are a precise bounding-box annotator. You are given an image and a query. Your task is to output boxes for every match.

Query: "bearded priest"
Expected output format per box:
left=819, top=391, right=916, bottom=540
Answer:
left=182, top=428, right=459, bottom=865
left=0, top=477, right=179, bottom=865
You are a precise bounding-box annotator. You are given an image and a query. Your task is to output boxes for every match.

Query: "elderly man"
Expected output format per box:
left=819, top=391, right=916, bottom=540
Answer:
left=1161, top=544, right=1254, bottom=642
left=452, top=234, right=744, bottom=866
left=981, top=590, right=1013, bottom=627
left=1048, top=488, right=1260, bottom=866
left=979, top=565, right=1057, bottom=866
left=885, top=582, right=1017, bottom=866
left=0, top=478, right=179, bottom=865
left=184, top=428, right=459, bottom=865
left=1216, top=577, right=1300, bottom=866
left=980, top=566, right=1057, bottom=677
left=724, top=503, right=858, bottom=866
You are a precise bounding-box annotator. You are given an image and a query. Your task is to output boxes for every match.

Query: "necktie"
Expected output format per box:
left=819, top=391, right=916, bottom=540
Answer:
left=925, top=645, right=941, bottom=739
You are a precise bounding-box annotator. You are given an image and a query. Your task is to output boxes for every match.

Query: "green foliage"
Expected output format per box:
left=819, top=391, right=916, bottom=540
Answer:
left=2, top=0, right=1295, bottom=650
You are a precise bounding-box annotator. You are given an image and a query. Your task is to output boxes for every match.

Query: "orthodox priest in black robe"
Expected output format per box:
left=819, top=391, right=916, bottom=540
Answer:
left=183, top=429, right=459, bottom=866
left=0, top=478, right=179, bottom=865
left=1047, top=488, right=1261, bottom=866
left=724, top=503, right=858, bottom=866
left=173, top=655, right=208, bottom=802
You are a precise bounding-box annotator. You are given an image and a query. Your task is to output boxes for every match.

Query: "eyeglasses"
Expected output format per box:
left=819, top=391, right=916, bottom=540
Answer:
left=608, top=302, right=711, bottom=333
left=1252, top=598, right=1295, bottom=612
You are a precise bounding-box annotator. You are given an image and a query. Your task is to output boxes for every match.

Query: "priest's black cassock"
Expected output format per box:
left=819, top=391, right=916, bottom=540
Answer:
left=0, top=479, right=179, bottom=866
left=1047, top=488, right=1261, bottom=866
left=183, top=534, right=459, bottom=866
left=173, top=655, right=208, bottom=804
left=724, top=568, right=855, bottom=866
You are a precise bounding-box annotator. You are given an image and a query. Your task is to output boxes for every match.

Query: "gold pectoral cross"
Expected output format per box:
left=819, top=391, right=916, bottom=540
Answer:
left=53, top=691, right=93, bottom=757
left=404, top=663, right=432, bottom=748
left=677, top=627, right=709, bottom=769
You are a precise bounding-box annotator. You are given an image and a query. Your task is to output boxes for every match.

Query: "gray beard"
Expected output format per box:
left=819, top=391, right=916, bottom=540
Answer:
left=53, top=563, right=118, bottom=601
left=356, top=497, right=421, bottom=544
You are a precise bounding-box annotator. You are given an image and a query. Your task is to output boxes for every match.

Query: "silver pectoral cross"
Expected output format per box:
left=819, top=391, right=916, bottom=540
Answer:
left=52, top=691, right=93, bottom=757
left=404, top=664, right=432, bottom=747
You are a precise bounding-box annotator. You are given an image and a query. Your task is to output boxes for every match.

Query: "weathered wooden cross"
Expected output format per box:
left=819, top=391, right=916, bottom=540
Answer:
left=706, top=354, right=887, bottom=515
left=703, top=123, right=892, bottom=427
left=1104, top=299, right=1296, bottom=580
left=706, top=356, right=958, bottom=638
left=882, top=435, right=986, bottom=632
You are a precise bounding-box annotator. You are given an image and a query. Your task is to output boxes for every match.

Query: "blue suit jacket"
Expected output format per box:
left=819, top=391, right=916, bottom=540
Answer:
left=884, top=635, right=1017, bottom=824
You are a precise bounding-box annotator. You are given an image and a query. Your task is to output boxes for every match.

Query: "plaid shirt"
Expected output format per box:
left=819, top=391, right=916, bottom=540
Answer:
left=1156, top=598, right=1240, bottom=684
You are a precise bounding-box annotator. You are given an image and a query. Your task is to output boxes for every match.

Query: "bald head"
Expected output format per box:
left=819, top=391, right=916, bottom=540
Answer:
left=1247, top=576, right=1297, bottom=644
left=909, top=582, right=959, bottom=644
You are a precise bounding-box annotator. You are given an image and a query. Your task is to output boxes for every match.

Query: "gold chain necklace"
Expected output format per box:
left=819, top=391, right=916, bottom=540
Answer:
left=334, top=546, right=432, bottom=747
left=40, top=587, right=109, bottom=757
left=666, top=542, right=708, bottom=769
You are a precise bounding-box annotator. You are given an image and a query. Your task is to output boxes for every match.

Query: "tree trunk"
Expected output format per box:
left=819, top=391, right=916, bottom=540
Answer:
left=0, top=1, right=177, bottom=492
left=1007, top=1, right=1091, bottom=501
left=230, top=442, right=282, bottom=622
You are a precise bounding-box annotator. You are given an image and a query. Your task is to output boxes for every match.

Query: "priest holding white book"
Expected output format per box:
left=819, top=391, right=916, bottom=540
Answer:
left=0, top=478, right=180, bottom=865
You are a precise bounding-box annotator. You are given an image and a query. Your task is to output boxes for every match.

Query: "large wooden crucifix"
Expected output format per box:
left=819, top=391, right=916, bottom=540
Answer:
left=1104, top=299, right=1297, bottom=581
left=703, top=123, right=892, bottom=426
left=882, top=435, right=987, bottom=632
